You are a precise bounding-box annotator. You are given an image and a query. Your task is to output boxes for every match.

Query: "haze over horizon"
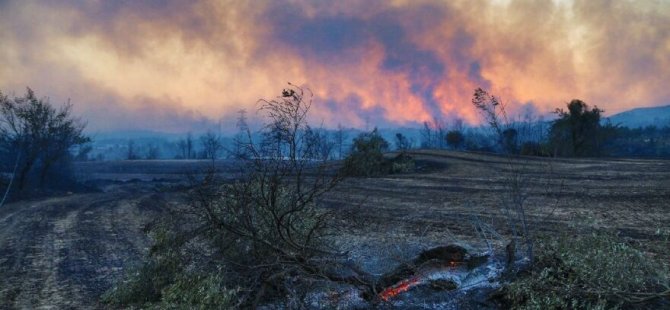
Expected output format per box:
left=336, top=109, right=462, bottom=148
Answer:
left=1, top=0, right=668, bottom=133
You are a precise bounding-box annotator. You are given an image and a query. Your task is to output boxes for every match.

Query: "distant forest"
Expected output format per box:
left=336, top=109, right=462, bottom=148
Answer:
left=80, top=112, right=670, bottom=162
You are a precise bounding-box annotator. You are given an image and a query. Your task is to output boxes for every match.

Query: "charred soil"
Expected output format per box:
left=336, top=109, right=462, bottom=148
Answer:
left=0, top=152, right=668, bottom=308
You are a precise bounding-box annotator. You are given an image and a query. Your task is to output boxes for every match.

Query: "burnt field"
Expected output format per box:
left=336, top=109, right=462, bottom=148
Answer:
left=323, top=151, right=670, bottom=272
left=1, top=151, right=669, bottom=308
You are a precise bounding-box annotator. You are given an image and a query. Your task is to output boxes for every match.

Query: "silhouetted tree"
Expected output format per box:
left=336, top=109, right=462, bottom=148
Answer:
left=145, top=143, right=160, bottom=160
left=0, top=88, right=89, bottom=191
left=420, top=121, right=433, bottom=148
left=303, top=127, right=333, bottom=160
left=472, top=87, right=507, bottom=139
left=549, top=99, right=605, bottom=157
left=394, top=133, right=413, bottom=151
left=74, top=143, right=93, bottom=161
left=502, top=128, right=518, bottom=154
left=126, top=140, right=139, bottom=160
left=232, top=109, right=251, bottom=159
left=194, top=83, right=346, bottom=305
left=434, top=117, right=447, bottom=149
left=472, top=87, right=534, bottom=264
left=343, top=128, right=390, bottom=176
left=334, top=123, right=347, bottom=159
left=186, top=132, right=194, bottom=159
left=445, top=130, right=464, bottom=150
left=177, top=133, right=195, bottom=159
left=200, top=130, right=222, bottom=161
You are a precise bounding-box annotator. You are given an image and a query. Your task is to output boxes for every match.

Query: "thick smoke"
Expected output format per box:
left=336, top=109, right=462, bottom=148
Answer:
left=1, top=0, right=668, bottom=132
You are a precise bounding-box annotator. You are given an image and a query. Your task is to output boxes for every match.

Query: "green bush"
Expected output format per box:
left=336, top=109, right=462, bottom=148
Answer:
left=102, top=224, right=238, bottom=309
left=105, top=85, right=346, bottom=308
left=102, top=227, right=182, bottom=305
left=343, top=128, right=415, bottom=176
left=503, top=232, right=670, bottom=309
left=157, top=273, right=237, bottom=309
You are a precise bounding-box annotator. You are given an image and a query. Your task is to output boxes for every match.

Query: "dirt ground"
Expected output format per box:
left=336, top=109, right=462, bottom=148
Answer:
left=0, top=183, right=171, bottom=309
left=323, top=151, right=670, bottom=273
left=0, top=151, right=668, bottom=309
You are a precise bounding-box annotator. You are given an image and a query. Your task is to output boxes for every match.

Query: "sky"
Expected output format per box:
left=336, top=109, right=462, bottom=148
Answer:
left=1, top=0, right=669, bottom=133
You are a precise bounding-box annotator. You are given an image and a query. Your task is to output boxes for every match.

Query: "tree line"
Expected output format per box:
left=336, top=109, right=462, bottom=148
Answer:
left=392, top=89, right=670, bottom=158
left=2, top=86, right=668, bottom=199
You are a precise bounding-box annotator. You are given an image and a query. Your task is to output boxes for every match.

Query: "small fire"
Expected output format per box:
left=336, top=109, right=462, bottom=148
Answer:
left=378, top=260, right=464, bottom=301
left=379, top=276, right=421, bottom=301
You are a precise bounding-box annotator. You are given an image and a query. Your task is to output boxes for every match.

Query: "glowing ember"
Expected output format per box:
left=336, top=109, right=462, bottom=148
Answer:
left=379, top=276, right=422, bottom=301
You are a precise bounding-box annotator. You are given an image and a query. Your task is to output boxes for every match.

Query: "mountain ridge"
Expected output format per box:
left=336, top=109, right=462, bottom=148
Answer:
left=606, top=105, right=670, bottom=128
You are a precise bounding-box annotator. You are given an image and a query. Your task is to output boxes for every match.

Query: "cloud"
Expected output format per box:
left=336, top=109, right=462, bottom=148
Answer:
left=1, top=0, right=668, bottom=133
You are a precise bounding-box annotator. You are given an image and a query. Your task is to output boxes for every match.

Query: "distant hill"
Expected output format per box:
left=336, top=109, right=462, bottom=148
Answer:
left=607, top=105, right=670, bottom=128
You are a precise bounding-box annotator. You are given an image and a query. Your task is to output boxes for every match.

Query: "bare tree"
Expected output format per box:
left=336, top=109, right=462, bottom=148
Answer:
left=176, top=139, right=187, bottom=159
left=199, top=130, right=222, bottom=161
left=126, top=140, right=139, bottom=160
left=304, top=126, right=334, bottom=160
left=186, top=132, right=193, bottom=159
left=145, top=143, right=160, bottom=160
left=333, top=123, right=347, bottom=159
left=472, top=87, right=542, bottom=264
left=394, top=132, right=413, bottom=151
left=232, top=109, right=251, bottom=159
left=176, top=133, right=195, bottom=159
left=434, top=117, right=446, bottom=149
left=420, top=121, right=433, bottom=148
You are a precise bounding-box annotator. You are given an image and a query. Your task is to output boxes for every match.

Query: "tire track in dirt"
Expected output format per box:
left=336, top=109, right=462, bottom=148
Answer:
left=0, top=189, right=165, bottom=309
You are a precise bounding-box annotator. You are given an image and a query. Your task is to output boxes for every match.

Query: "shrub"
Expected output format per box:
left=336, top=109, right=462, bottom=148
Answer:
left=157, top=273, right=238, bottom=309
left=103, top=204, right=240, bottom=309
left=0, top=88, right=89, bottom=192
left=502, top=232, right=670, bottom=309
left=389, top=153, right=415, bottom=174
left=519, top=141, right=551, bottom=157
left=343, top=128, right=390, bottom=176
left=105, top=84, right=350, bottom=308
left=102, top=226, right=185, bottom=305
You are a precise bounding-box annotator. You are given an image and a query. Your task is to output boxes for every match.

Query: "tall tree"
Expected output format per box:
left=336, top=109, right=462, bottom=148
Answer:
left=550, top=99, right=604, bottom=157
left=126, top=140, right=139, bottom=160
left=186, top=132, right=194, bottom=159
left=233, top=109, right=251, bottom=159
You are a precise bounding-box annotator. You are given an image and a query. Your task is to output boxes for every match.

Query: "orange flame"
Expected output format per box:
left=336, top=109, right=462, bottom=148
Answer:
left=379, top=276, right=421, bottom=301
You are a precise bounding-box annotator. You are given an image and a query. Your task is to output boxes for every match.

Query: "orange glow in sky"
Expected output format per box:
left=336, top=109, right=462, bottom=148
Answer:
left=1, top=0, right=668, bottom=132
